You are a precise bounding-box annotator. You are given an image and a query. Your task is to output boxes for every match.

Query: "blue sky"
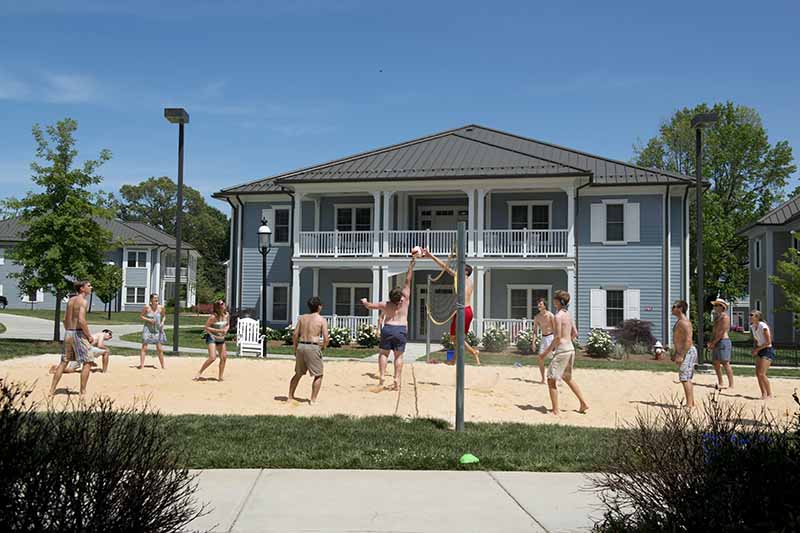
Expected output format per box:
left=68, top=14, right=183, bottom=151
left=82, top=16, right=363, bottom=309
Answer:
left=1, top=0, right=798, bottom=213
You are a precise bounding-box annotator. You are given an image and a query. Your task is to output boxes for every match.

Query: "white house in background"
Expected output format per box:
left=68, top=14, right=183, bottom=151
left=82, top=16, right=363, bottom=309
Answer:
left=0, top=217, right=200, bottom=310
left=214, top=124, right=694, bottom=343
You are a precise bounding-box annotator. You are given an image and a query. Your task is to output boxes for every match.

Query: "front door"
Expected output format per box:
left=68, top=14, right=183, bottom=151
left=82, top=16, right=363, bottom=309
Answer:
left=416, top=283, right=454, bottom=341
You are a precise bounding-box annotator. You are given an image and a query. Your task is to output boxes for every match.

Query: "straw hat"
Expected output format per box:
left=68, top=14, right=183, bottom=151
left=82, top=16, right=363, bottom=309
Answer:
left=711, top=298, right=729, bottom=311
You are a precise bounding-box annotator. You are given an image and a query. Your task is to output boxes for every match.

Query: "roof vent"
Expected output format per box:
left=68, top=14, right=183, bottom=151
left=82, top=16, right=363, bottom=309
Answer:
left=464, top=127, right=473, bottom=132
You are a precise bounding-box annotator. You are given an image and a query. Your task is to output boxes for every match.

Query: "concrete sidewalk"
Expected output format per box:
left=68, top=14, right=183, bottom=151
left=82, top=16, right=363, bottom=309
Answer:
left=187, top=469, right=602, bottom=533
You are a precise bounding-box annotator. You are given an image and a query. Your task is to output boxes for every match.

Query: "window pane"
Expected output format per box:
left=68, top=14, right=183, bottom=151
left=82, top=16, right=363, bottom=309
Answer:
left=355, top=208, right=371, bottom=231
left=274, top=209, right=290, bottom=243
left=353, top=287, right=370, bottom=316
left=607, top=204, right=624, bottom=223
left=607, top=222, right=624, bottom=242
left=510, top=289, right=528, bottom=319
left=272, top=286, right=288, bottom=321
left=127, top=252, right=136, bottom=267
left=275, top=210, right=290, bottom=226
left=335, top=287, right=351, bottom=315
left=606, top=290, right=624, bottom=328
left=511, top=205, right=528, bottom=230
left=138, top=252, right=147, bottom=266
left=336, top=209, right=353, bottom=232
left=531, top=205, right=549, bottom=229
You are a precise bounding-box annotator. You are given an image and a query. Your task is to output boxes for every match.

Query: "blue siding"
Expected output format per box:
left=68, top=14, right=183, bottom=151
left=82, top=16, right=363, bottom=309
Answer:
left=319, top=196, right=374, bottom=231
left=669, top=196, right=684, bottom=336
left=577, top=194, right=665, bottom=342
left=240, top=202, right=292, bottom=311
left=490, top=191, right=568, bottom=230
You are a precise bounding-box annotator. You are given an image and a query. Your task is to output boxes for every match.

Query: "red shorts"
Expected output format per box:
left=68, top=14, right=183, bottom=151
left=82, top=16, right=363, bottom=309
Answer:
left=450, top=306, right=474, bottom=336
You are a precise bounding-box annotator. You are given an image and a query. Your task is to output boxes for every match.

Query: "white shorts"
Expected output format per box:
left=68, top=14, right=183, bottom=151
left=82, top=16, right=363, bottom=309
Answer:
left=538, top=334, right=554, bottom=355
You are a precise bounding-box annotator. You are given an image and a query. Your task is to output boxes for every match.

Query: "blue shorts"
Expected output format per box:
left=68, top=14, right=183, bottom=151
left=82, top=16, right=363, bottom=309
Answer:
left=379, top=324, right=407, bottom=354
left=712, top=339, right=732, bottom=362
left=757, top=346, right=775, bottom=361
left=205, top=334, right=225, bottom=346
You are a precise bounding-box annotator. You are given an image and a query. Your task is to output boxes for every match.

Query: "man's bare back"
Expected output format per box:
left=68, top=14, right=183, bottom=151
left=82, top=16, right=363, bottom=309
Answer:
left=379, top=299, right=409, bottom=326
left=296, top=313, right=327, bottom=344
left=553, top=309, right=577, bottom=349
left=64, top=294, right=91, bottom=337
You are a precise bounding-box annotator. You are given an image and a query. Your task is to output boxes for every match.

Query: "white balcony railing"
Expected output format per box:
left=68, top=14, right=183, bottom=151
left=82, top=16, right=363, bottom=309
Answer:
left=479, top=318, right=536, bottom=343
left=482, top=229, right=568, bottom=257
left=387, top=230, right=467, bottom=256
left=322, top=315, right=373, bottom=337
left=163, top=267, right=189, bottom=279
left=298, top=231, right=374, bottom=257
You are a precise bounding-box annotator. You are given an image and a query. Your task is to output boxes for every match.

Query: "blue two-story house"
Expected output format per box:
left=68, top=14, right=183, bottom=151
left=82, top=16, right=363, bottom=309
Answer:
left=214, top=125, right=693, bottom=344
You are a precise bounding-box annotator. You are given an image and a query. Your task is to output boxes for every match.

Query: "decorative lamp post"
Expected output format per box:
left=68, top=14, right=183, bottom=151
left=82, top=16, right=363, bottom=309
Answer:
left=258, top=219, right=273, bottom=356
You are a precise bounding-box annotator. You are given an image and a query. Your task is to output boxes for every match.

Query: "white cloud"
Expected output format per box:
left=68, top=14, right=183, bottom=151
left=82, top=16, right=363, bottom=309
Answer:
left=0, top=70, right=31, bottom=100
left=43, top=72, right=99, bottom=103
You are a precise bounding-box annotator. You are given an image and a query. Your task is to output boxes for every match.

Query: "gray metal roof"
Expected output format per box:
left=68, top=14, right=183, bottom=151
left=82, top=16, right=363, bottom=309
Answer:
left=738, top=194, right=800, bottom=234
left=214, top=124, right=694, bottom=196
left=0, top=217, right=196, bottom=251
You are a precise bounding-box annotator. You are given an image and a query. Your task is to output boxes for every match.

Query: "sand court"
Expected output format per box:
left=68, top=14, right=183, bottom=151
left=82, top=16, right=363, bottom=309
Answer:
left=2, top=354, right=798, bottom=429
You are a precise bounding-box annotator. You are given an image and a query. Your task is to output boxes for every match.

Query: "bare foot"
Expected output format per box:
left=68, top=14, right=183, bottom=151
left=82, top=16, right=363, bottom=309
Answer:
left=551, top=410, right=560, bottom=416
left=389, top=382, right=399, bottom=391
left=578, top=404, right=590, bottom=414
left=192, top=375, right=202, bottom=381
left=137, top=365, right=144, bottom=370
left=218, top=377, right=224, bottom=382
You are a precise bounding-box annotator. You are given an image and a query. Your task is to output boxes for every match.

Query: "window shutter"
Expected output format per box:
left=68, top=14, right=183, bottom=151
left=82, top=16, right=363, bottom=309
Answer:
left=624, top=289, right=641, bottom=320
left=590, top=289, right=606, bottom=328
left=590, top=204, right=605, bottom=243
left=624, top=203, right=640, bottom=242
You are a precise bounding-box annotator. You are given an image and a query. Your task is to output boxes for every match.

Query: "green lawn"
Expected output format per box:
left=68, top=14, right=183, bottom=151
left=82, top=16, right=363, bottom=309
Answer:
left=0, top=323, right=5, bottom=335
left=0, top=308, right=209, bottom=326
left=166, top=414, right=616, bottom=471
left=119, top=329, right=376, bottom=358
left=0, top=338, right=202, bottom=361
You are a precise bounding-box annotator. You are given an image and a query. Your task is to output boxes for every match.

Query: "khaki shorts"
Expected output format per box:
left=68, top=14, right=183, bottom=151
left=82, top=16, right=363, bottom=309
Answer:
left=295, top=343, right=323, bottom=377
left=63, top=330, right=92, bottom=365
left=547, top=348, right=575, bottom=382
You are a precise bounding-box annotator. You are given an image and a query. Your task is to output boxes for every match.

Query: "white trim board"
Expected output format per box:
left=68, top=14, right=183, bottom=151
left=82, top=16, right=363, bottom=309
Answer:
left=331, top=283, right=373, bottom=316
left=506, top=200, right=553, bottom=230
left=506, top=284, right=552, bottom=318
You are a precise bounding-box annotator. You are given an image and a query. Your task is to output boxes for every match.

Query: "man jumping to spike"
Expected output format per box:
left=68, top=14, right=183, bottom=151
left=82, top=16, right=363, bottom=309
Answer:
left=361, top=255, right=416, bottom=390
left=424, top=248, right=480, bottom=365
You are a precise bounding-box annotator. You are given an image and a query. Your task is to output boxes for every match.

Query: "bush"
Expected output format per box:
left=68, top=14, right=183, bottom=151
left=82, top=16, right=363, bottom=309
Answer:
left=481, top=326, right=509, bottom=352
left=586, top=329, right=614, bottom=357
left=264, top=327, right=284, bottom=341
left=328, top=326, right=352, bottom=348
left=612, top=319, right=656, bottom=348
left=356, top=324, right=379, bottom=348
left=515, top=329, right=537, bottom=355
left=282, top=324, right=294, bottom=345
left=592, top=397, right=800, bottom=532
left=0, top=379, right=205, bottom=532
left=440, top=331, right=479, bottom=350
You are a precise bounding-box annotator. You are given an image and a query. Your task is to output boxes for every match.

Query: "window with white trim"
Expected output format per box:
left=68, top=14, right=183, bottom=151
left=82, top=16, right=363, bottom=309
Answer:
left=272, top=285, right=289, bottom=321
left=127, top=250, right=147, bottom=268
left=590, top=200, right=640, bottom=244
left=21, top=289, right=44, bottom=303
left=590, top=287, right=641, bottom=329
left=606, top=204, right=625, bottom=242
left=274, top=208, right=290, bottom=244
left=507, top=286, right=551, bottom=319
left=606, top=290, right=625, bottom=329
left=333, top=285, right=371, bottom=316
left=335, top=206, right=372, bottom=232
left=509, top=203, right=551, bottom=230
left=126, top=287, right=146, bottom=304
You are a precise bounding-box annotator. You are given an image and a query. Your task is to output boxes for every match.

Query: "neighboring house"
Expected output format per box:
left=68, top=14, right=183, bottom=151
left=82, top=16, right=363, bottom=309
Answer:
left=729, top=295, right=751, bottom=332
left=0, top=217, right=200, bottom=311
left=739, top=194, right=800, bottom=344
left=214, top=124, right=694, bottom=343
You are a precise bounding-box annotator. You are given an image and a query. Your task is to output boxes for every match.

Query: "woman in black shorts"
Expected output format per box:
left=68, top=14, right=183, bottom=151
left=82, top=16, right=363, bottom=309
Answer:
left=194, top=300, right=230, bottom=382
left=750, top=310, right=774, bottom=400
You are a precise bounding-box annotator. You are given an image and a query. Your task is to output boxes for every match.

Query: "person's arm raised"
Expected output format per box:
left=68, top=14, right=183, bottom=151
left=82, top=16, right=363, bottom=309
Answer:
left=402, top=257, right=416, bottom=298
left=360, top=298, right=386, bottom=311
left=424, top=249, right=455, bottom=277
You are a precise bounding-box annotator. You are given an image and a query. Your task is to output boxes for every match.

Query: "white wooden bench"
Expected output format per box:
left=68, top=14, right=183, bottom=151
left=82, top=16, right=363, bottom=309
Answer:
left=236, top=317, right=265, bottom=357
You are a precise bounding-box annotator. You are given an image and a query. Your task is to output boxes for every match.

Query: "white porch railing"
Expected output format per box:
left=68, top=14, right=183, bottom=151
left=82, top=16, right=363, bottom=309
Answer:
left=482, top=229, right=568, bottom=257
left=479, top=318, right=535, bottom=343
left=387, top=230, right=467, bottom=256
left=298, top=231, right=374, bottom=257
left=322, top=315, right=373, bottom=336
left=164, top=267, right=189, bottom=279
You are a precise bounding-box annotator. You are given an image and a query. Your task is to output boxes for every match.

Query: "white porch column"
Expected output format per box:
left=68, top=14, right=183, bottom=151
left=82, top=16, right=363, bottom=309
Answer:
left=312, top=267, right=319, bottom=297
left=381, top=267, right=390, bottom=303
left=313, top=199, right=320, bottom=231
left=293, top=192, right=304, bottom=257
left=466, top=189, right=476, bottom=256
left=382, top=191, right=393, bottom=257
left=371, top=266, right=381, bottom=324
left=475, top=266, right=485, bottom=336
left=476, top=189, right=487, bottom=257
left=564, top=184, right=576, bottom=257
left=566, top=265, right=576, bottom=319
left=291, top=265, right=301, bottom=324
left=372, top=191, right=381, bottom=257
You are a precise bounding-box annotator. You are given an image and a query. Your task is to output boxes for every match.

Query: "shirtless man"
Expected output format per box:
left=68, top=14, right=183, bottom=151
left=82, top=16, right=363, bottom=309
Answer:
left=49, top=329, right=112, bottom=374
left=538, top=290, right=589, bottom=415
left=532, top=298, right=556, bottom=384
left=361, top=256, right=416, bottom=390
left=424, top=248, right=480, bottom=365
left=289, top=296, right=329, bottom=405
left=671, top=300, right=696, bottom=408
left=708, top=298, right=733, bottom=389
left=50, top=280, right=94, bottom=396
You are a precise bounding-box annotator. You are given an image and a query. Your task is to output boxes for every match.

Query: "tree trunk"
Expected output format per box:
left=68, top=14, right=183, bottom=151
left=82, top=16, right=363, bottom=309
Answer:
left=107, top=300, right=111, bottom=321
left=53, top=291, right=62, bottom=342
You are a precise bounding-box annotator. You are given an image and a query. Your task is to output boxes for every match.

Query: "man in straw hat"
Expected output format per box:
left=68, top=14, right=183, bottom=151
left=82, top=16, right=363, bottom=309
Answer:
left=708, top=298, right=734, bottom=390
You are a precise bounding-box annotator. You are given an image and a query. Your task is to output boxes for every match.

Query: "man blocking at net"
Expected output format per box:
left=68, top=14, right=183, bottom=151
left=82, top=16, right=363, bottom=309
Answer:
left=361, top=255, right=416, bottom=390
left=424, top=248, right=481, bottom=365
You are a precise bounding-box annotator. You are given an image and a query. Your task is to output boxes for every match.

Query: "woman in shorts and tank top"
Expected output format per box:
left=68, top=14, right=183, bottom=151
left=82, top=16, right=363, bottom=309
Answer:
left=140, top=294, right=166, bottom=369
left=194, top=300, right=230, bottom=382
left=750, top=310, right=773, bottom=400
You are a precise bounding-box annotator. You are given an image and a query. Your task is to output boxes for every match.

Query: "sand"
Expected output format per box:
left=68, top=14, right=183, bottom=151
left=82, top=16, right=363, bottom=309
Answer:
left=2, top=354, right=797, bottom=429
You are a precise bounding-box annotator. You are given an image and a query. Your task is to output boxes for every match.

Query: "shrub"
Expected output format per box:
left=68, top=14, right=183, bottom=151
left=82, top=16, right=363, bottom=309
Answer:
left=328, top=326, right=352, bottom=348
left=264, top=327, right=284, bottom=341
left=481, top=326, right=509, bottom=352
left=440, top=331, right=479, bottom=350
left=356, top=324, right=379, bottom=347
left=592, top=397, right=800, bottom=532
left=586, top=329, right=614, bottom=357
left=0, top=379, right=205, bottom=532
left=282, top=324, right=294, bottom=345
left=515, top=329, right=537, bottom=355
left=612, top=319, right=656, bottom=348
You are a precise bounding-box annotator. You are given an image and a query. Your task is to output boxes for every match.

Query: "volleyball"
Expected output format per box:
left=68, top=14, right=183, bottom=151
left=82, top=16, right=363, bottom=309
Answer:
left=411, top=246, right=423, bottom=257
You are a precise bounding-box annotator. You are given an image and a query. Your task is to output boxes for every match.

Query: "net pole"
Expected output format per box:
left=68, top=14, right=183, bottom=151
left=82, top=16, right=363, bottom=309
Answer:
left=426, top=275, right=431, bottom=363
left=456, top=221, right=466, bottom=432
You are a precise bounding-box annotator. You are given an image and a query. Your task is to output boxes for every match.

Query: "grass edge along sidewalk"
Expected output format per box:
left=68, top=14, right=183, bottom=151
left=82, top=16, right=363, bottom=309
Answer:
left=168, top=413, right=617, bottom=472
left=0, top=308, right=209, bottom=326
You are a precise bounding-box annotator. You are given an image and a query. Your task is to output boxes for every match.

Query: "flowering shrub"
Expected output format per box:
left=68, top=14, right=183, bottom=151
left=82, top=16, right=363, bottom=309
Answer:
left=440, top=331, right=479, bottom=350
left=481, top=326, right=509, bottom=352
left=282, top=325, right=294, bottom=345
left=516, top=329, right=537, bottom=355
left=586, top=328, right=614, bottom=358
left=328, top=326, right=352, bottom=348
left=264, top=327, right=284, bottom=341
left=356, top=324, right=379, bottom=348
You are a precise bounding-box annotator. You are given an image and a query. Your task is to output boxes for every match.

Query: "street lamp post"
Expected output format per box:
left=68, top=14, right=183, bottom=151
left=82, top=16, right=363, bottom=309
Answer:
left=691, top=112, right=718, bottom=362
left=258, top=219, right=273, bottom=357
left=164, top=107, right=189, bottom=355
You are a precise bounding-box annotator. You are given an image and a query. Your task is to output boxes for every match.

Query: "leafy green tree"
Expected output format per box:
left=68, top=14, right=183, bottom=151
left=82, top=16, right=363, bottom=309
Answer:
left=115, top=177, right=229, bottom=292
left=770, top=247, right=800, bottom=331
left=634, top=101, right=796, bottom=310
left=3, top=119, right=114, bottom=340
left=92, top=263, right=123, bottom=320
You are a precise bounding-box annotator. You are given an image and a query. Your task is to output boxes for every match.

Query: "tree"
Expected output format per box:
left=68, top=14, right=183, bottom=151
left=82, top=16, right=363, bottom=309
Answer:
left=92, top=263, right=123, bottom=320
left=634, top=102, right=796, bottom=311
left=770, top=247, right=800, bottom=331
left=115, top=177, right=229, bottom=294
left=3, top=119, right=114, bottom=340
